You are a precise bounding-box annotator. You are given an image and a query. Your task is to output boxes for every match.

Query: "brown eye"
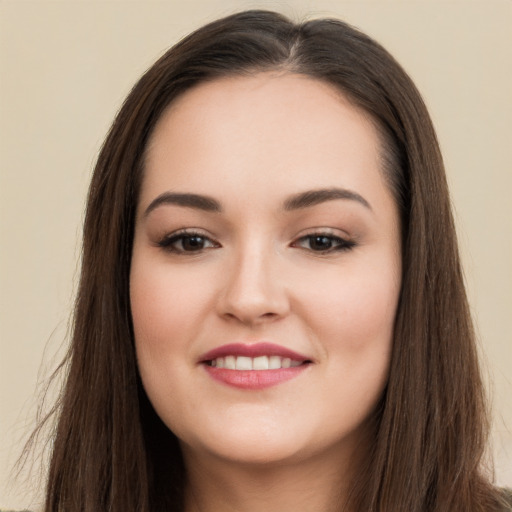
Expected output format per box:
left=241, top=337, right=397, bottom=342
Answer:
left=294, top=233, right=356, bottom=253
left=181, top=235, right=207, bottom=251
left=158, top=232, right=219, bottom=253
left=308, top=235, right=335, bottom=251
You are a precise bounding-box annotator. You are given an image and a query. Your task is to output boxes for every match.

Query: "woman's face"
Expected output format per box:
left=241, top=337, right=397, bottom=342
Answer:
left=130, top=73, right=402, bottom=468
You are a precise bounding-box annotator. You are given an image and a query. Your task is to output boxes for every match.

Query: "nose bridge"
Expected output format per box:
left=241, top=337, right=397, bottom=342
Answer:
left=219, top=236, right=288, bottom=324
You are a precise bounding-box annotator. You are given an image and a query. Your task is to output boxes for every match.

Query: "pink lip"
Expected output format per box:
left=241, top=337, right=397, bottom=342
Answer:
left=199, top=342, right=310, bottom=362
left=199, top=342, right=312, bottom=390
left=204, top=365, right=309, bottom=390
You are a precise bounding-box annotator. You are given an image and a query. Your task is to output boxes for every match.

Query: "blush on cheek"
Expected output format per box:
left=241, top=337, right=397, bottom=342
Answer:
left=131, top=271, right=178, bottom=338
left=309, top=276, right=398, bottom=347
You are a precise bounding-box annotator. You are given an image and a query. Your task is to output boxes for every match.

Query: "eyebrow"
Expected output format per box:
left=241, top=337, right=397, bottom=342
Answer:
left=144, top=192, right=222, bottom=217
left=283, top=188, right=372, bottom=211
left=143, top=187, right=371, bottom=218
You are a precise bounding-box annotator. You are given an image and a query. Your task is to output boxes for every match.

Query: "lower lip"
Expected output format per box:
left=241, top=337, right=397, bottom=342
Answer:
left=203, top=364, right=309, bottom=390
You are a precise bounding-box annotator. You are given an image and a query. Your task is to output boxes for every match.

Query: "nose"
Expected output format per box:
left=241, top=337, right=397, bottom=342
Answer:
left=217, top=244, right=290, bottom=326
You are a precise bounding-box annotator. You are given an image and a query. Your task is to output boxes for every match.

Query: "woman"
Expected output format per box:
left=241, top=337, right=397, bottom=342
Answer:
left=26, top=9, right=510, bottom=512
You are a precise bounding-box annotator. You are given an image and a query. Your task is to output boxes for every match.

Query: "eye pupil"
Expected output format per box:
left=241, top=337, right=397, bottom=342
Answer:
left=309, top=235, right=333, bottom=251
left=182, top=236, right=204, bottom=251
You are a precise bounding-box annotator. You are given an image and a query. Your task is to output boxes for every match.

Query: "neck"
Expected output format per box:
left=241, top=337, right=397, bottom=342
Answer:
left=182, top=443, right=362, bottom=512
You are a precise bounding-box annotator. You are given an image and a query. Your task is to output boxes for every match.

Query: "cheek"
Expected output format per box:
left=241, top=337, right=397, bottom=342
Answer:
left=320, top=270, right=398, bottom=408
left=129, top=259, right=211, bottom=428
left=129, top=257, right=213, bottom=388
left=295, top=253, right=400, bottom=407
left=131, top=258, right=207, bottom=339
left=298, top=257, right=400, bottom=349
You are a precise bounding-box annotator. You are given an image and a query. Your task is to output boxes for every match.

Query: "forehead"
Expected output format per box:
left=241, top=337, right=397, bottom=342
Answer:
left=141, top=73, right=388, bottom=212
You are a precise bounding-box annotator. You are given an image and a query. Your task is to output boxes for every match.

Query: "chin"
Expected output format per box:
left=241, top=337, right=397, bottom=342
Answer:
left=186, top=438, right=308, bottom=468
left=177, top=414, right=359, bottom=470
left=175, top=416, right=304, bottom=466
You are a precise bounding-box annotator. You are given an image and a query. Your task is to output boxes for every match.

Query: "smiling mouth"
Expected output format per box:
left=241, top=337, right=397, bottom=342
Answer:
left=199, top=342, right=312, bottom=389
left=206, top=355, right=306, bottom=370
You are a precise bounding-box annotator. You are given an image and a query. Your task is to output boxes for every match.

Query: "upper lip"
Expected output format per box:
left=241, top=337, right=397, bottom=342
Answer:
left=199, top=342, right=311, bottom=363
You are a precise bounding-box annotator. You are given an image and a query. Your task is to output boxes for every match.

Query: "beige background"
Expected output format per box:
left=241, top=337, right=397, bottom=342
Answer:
left=1, top=0, right=511, bottom=509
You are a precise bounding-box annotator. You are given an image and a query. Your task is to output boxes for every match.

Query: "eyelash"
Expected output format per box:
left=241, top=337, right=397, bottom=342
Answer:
left=157, top=230, right=356, bottom=255
left=157, top=229, right=220, bottom=253
left=292, top=233, right=356, bottom=253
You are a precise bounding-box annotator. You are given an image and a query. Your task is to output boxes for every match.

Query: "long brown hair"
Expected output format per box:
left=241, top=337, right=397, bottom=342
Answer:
left=37, top=9, right=504, bottom=511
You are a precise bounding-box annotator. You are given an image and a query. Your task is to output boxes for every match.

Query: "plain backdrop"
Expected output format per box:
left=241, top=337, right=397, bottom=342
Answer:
left=1, top=0, right=511, bottom=509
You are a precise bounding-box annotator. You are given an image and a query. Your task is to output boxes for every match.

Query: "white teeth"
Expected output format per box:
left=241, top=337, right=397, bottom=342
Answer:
left=268, top=355, right=281, bottom=369
left=225, top=355, right=236, bottom=370
left=209, top=355, right=304, bottom=370
left=253, top=356, right=269, bottom=370
left=235, top=356, right=253, bottom=370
